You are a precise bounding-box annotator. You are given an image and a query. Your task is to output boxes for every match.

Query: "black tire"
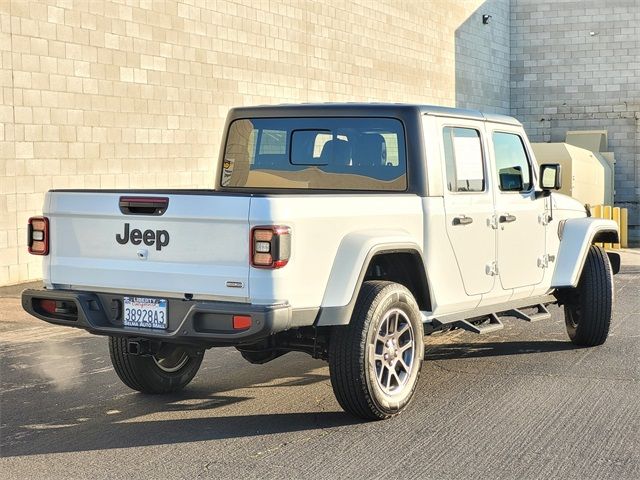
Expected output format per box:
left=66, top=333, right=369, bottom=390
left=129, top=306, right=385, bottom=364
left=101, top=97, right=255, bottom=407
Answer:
left=109, top=337, right=204, bottom=394
left=564, top=245, right=614, bottom=347
left=328, top=281, right=424, bottom=420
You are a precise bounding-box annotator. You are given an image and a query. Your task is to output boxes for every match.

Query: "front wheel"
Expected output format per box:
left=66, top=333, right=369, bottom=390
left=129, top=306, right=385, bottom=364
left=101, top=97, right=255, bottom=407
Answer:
left=109, top=337, right=204, bottom=393
left=564, top=245, right=614, bottom=347
left=328, top=281, right=424, bottom=420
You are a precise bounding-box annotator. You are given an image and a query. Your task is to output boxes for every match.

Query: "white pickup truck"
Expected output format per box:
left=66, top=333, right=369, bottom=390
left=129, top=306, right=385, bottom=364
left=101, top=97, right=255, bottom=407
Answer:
left=22, top=104, right=620, bottom=420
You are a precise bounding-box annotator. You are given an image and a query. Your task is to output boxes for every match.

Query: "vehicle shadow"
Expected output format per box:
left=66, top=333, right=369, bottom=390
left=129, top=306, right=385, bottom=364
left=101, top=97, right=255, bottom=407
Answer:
left=1, top=341, right=360, bottom=458
left=2, top=408, right=358, bottom=458
left=425, top=339, right=576, bottom=361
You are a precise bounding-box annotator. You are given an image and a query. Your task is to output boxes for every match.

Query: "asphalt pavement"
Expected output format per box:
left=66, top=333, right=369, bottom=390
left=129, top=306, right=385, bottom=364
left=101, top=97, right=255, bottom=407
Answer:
left=1, top=251, right=639, bottom=479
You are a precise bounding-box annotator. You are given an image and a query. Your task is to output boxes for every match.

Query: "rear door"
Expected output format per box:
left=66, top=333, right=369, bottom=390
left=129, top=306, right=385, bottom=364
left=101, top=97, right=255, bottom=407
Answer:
left=488, top=128, right=546, bottom=289
left=46, top=192, right=251, bottom=301
left=438, top=118, right=496, bottom=296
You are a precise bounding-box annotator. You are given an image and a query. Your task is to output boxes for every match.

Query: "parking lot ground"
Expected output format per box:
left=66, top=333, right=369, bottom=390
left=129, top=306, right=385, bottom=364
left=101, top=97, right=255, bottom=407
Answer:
left=1, top=250, right=639, bottom=479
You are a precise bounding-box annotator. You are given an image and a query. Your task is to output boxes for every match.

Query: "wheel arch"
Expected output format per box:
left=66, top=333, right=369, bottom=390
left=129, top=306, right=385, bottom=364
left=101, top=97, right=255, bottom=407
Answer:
left=551, top=217, right=620, bottom=288
left=316, top=234, right=430, bottom=326
left=363, top=250, right=431, bottom=312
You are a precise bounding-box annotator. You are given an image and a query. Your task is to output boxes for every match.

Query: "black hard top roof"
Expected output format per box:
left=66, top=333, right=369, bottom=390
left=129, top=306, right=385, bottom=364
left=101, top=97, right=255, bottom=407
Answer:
left=227, top=102, right=521, bottom=126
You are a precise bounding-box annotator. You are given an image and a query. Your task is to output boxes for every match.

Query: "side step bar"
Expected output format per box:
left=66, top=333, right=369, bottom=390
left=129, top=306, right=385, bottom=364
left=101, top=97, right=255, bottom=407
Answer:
left=506, top=304, right=551, bottom=322
left=425, top=295, right=557, bottom=335
left=455, top=313, right=504, bottom=334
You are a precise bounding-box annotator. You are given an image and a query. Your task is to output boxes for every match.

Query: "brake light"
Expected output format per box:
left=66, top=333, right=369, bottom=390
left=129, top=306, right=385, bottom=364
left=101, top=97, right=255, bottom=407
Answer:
left=28, top=216, right=49, bottom=255
left=250, top=226, right=291, bottom=268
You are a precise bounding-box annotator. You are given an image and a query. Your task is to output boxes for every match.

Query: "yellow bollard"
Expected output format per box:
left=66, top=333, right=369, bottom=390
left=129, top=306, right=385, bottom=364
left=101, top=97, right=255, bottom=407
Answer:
left=612, top=207, right=621, bottom=249
left=593, top=205, right=602, bottom=218
left=603, top=206, right=612, bottom=249
left=621, top=208, right=628, bottom=248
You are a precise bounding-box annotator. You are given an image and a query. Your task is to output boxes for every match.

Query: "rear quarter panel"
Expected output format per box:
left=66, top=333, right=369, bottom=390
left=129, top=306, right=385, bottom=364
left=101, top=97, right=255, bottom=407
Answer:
left=248, top=195, right=423, bottom=309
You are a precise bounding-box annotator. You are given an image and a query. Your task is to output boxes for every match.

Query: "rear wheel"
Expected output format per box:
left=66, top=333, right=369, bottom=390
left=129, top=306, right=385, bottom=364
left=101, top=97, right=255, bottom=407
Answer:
left=564, top=245, right=614, bottom=347
left=328, top=281, right=424, bottom=420
left=109, top=337, right=204, bottom=393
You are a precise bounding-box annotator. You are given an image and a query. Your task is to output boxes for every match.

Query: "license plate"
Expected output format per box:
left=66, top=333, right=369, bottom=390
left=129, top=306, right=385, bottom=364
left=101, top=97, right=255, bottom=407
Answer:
left=123, top=297, right=168, bottom=329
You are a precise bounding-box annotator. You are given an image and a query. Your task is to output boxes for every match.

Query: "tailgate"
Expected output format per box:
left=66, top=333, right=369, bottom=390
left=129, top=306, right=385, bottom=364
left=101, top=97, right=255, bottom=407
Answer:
left=45, top=191, right=250, bottom=301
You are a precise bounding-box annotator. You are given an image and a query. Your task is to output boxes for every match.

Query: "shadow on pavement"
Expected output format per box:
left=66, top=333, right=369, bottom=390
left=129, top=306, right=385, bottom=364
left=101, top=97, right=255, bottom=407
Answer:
left=1, top=341, right=357, bottom=458
left=425, top=339, right=576, bottom=361
left=2, top=408, right=358, bottom=457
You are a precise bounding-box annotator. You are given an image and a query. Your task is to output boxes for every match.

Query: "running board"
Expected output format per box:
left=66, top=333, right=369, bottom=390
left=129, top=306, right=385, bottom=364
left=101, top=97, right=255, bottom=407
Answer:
left=426, top=294, right=557, bottom=331
left=455, top=313, right=504, bottom=334
left=506, top=304, right=551, bottom=322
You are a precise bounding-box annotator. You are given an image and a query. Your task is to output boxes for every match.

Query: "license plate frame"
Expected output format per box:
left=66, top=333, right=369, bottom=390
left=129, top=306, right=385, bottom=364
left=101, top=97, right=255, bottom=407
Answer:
left=123, top=296, right=168, bottom=330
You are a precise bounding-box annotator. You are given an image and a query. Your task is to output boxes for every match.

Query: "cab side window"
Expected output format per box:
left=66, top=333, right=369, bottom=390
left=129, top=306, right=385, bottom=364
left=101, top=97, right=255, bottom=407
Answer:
left=492, top=132, right=532, bottom=192
left=442, top=127, right=485, bottom=192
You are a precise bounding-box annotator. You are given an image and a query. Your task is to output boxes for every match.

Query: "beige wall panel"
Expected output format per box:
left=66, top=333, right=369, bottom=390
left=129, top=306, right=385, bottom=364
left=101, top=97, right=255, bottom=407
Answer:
left=0, top=0, right=508, bottom=285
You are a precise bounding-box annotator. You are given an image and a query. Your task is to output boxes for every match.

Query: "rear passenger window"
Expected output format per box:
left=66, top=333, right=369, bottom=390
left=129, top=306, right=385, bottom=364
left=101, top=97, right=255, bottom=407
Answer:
left=291, top=130, right=332, bottom=165
left=492, top=132, right=532, bottom=192
left=258, top=130, right=286, bottom=155
left=443, top=127, right=484, bottom=192
left=380, top=133, right=400, bottom=166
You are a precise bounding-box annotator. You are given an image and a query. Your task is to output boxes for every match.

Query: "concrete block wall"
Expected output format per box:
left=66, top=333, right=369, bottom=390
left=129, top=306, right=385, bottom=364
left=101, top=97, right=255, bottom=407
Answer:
left=455, top=0, right=511, bottom=113
left=511, top=0, right=640, bottom=242
left=0, top=0, right=508, bottom=286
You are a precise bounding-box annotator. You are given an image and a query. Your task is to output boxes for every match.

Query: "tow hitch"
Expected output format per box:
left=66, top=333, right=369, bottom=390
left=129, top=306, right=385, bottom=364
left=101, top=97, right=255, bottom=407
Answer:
left=126, top=339, right=156, bottom=356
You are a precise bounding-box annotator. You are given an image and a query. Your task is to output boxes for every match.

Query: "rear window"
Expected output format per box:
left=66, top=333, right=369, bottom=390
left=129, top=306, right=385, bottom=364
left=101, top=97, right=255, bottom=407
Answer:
left=221, top=117, right=407, bottom=191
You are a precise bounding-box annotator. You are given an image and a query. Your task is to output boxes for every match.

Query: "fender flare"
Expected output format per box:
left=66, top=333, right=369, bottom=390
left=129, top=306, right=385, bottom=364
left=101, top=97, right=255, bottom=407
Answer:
left=551, top=217, right=619, bottom=288
left=315, top=230, right=426, bottom=326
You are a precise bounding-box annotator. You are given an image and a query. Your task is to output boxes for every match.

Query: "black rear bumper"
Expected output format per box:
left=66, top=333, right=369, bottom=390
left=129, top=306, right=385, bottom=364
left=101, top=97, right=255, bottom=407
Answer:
left=22, top=288, right=292, bottom=347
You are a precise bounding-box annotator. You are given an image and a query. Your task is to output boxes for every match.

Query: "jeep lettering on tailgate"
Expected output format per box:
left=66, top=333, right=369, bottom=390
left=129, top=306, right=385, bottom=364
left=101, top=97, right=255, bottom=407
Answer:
left=116, top=223, right=170, bottom=250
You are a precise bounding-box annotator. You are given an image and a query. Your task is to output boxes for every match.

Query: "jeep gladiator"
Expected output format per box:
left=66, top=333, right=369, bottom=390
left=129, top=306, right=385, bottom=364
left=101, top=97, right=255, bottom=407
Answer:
left=22, top=104, right=620, bottom=419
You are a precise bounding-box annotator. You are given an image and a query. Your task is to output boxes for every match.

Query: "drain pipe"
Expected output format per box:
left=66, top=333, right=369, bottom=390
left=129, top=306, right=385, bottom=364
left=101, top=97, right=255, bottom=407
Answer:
left=635, top=112, right=640, bottom=201
left=635, top=112, right=640, bottom=239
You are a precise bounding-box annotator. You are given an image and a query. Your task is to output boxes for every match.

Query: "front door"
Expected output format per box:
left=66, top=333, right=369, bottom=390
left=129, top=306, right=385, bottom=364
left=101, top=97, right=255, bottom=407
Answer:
left=489, top=128, right=546, bottom=290
left=440, top=120, right=496, bottom=296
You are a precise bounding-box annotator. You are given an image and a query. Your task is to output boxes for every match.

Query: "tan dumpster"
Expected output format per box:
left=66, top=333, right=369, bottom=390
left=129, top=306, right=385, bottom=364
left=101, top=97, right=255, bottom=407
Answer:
left=565, top=130, right=608, bottom=153
left=530, top=143, right=614, bottom=206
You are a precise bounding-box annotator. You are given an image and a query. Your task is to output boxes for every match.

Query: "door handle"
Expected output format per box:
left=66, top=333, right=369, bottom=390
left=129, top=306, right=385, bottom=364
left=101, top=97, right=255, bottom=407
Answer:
left=119, top=196, right=168, bottom=216
left=453, top=215, right=473, bottom=226
left=499, top=214, right=517, bottom=223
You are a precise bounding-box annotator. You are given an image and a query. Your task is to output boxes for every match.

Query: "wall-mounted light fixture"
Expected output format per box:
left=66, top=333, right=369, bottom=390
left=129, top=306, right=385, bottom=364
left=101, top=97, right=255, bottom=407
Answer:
left=482, top=14, right=492, bottom=25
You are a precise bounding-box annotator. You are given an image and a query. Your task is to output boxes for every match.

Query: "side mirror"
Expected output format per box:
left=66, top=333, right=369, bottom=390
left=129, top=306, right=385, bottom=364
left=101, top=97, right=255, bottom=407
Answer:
left=540, top=163, right=562, bottom=190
